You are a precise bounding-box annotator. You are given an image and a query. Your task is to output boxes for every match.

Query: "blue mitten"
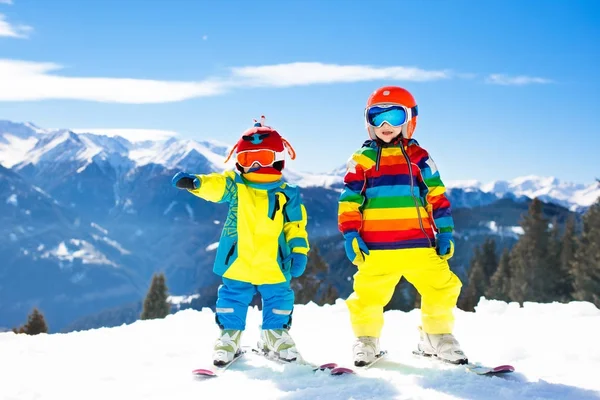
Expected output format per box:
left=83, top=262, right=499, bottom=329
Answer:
left=172, top=172, right=200, bottom=190
left=283, top=252, right=308, bottom=278
left=344, top=232, right=370, bottom=265
left=436, top=232, right=455, bottom=260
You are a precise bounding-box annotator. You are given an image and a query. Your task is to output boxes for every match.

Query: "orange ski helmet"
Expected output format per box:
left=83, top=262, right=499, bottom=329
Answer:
left=365, top=86, right=419, bottom=140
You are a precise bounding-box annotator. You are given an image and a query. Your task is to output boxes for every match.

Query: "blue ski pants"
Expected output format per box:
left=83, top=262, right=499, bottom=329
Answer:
left=215, top=277, right=294, bottom=330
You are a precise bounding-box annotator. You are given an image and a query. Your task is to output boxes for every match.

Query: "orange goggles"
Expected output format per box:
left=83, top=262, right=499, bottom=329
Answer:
left=236, top=149, right=283, bottom=168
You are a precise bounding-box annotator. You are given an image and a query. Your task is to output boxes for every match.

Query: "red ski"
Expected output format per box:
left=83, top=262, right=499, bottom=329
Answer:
left=413, top=350, right=515, bottom=376
left=192, top=350, right=246, bottom=378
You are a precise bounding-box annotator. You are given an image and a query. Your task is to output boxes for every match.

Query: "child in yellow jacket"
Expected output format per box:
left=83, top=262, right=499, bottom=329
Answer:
left=338, top=86, right=466, bottom=366
left=172, top=117, right=309, bottom=366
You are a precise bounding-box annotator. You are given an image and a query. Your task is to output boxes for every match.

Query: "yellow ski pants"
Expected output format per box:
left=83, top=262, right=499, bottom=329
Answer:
left=346, top=247, right=462, bottom=337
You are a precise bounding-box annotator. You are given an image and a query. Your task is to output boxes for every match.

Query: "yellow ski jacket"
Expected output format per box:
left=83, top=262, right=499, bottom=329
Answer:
left=187, top=170, right=309, bottom=285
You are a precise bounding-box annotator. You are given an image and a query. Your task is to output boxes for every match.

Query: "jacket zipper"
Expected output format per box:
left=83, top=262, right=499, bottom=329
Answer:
left=270, top=194, right=280, bottom=220
left=399, top=143, right=433, bottom=248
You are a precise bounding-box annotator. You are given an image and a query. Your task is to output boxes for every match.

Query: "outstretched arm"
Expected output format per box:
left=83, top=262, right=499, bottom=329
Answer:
left=172, top=171, right=237, bottom=204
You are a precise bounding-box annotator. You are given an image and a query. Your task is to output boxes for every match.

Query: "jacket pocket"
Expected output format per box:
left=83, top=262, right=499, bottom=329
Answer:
left=277, top=235, right=291, bottom=272
left=225, top=241, right=237, bottom=265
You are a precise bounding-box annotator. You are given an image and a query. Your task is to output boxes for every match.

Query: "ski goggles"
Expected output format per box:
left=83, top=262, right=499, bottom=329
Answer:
left=365, top=104, right=418, bottom=127
left=236, top=149, right=284, bottom=168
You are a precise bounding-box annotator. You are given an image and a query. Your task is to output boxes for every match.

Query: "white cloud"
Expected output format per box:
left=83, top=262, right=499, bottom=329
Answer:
left=0, top=14, right=31, bottom=38
left=231, top=62, right=450, bottom=87
left=202, top=35, right=208, bottom=40
left=485, top=74, right=553, bottom=85
left=0, top=58, right=552, bottom=104
left=0, top=0, right=13, bottom=4
left=0, top=59, right=227, bottom=103
left=72, top=128, right=178, bottom=142
left=0, top=59, right=452, bottom=104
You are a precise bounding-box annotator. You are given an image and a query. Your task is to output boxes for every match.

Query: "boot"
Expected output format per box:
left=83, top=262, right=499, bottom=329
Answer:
left=418, top=326, right=468, bottom=364
left=257, top=329, right=300, bottom=362
left=212, top=329, right=242, bottom=366
left=353, top=336, right=380, bottom=367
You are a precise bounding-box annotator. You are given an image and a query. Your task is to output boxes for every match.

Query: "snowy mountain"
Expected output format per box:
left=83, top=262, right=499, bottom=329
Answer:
left=1, top=298, right=600, bottom=400
left=448, top=176, right=600, bottom=212
left=1, top=120, right=598, bottom=211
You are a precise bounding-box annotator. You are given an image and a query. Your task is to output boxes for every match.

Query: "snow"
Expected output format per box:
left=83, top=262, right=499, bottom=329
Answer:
left=450, top=175, right=600, bottom=209
left=1, top=299, right=599, bottom=399
left=283, top=169, right=343, bottom=188
left=128, top=138, right=230, bottom=171
left=485, top=221, right=524, bottom=238
left=0, top=134, right=38, bottom=167
left=163, top=201, right=177, bottom=215
left=168, top=294, right=200, bottom=305
left=91, top=222, right=109, bottom=235
left=2, top=120, right=599, bottom=210
left=91, top=234, right=131, bottom=255
left=72, top=128, right=178, bottom=143
left=185, top=203, right=194, bottom=220
left=41, top=239, right=118, bottom=267
left=6, top=193, right=17, bottom=206
left=206, top=241, right=219, bottom=251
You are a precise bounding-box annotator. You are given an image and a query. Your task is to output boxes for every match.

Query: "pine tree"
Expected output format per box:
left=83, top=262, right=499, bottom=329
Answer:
left=570, top=198, right=600, bottom=307
left=292, top=246, right=338, bottom=305
left=508, top=198, right=553, bottom=304
left=12, top=308, right=49, bottom=335
left=320, top=285, right=339, bottom=305
left=459, top=237, right=498, bottom=311
left=459, top=245, right=486, bottom=311
left=141, top=272, right=171, bottom=320
left=480, top=237, right=499, bottom=281
left=556, top=215, right=577, bottom=301
left=487, top=248, right=512, bottom=302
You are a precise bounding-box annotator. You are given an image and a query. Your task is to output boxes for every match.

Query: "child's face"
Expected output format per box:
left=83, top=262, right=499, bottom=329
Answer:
left=373, top=122, right=402, bottom=143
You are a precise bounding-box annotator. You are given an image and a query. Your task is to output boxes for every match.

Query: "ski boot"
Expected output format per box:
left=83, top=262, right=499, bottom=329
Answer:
left=212, top=329, right=242, bottom=366
left=353, top=336, right=380, bottom=367
left=257, top=329, right=300, bottom=362
left=417, top=326, right=468, bottom=364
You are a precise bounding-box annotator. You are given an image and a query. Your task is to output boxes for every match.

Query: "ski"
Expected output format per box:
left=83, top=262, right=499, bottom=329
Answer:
left=329, top=350, right=388, bottom=376
left=412, top=350, right=515, bottom=376
left=250, top=347, right=339, bottom=373
left=192, top=349, right=246, bottom=378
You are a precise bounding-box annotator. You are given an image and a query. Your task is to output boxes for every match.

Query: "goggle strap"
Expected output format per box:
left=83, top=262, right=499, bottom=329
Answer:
left=224, top=144, right=238, bottom=163
left=281, top=138, right=296, bottom=160
left=411, top=105, right=418, bottom=117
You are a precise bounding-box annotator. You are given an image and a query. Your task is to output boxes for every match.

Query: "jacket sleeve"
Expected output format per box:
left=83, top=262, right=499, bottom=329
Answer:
left=187, top=171, right=237, bottom=204
left=417, top=150, right=454, bottom=233
left=282, top=187, right=310, bottom=255
left=338, top=151, right=371, bottom=236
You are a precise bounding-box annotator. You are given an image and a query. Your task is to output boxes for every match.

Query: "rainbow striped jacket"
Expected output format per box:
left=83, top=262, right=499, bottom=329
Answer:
left=338, top=138, right=453, bottom=250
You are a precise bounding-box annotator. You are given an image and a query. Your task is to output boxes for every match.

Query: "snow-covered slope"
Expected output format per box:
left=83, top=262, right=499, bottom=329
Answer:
left=128, top=137, right=232, bottom=172
left=1, top=299, right=599, bottom=400
left=0, top=120, right=45, bottom=168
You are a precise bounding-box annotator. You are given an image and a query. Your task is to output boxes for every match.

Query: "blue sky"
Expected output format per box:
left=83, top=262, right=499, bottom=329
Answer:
left=1, top=0, right=599, bottom=184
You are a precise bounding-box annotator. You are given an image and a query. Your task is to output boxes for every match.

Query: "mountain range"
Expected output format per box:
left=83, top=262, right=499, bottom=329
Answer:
left=1, top=119, right=597, bottom=331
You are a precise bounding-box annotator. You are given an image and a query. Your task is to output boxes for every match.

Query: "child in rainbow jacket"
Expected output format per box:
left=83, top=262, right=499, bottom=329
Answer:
left=338, top=86, right=467, bottom=366
left=172, top=117, right=309, bottom=366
